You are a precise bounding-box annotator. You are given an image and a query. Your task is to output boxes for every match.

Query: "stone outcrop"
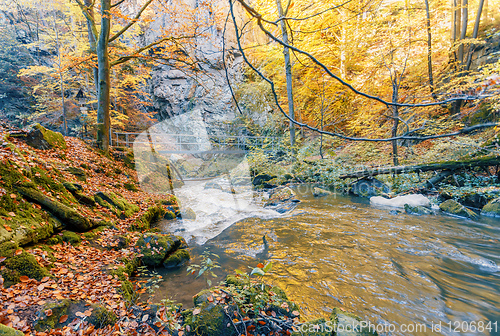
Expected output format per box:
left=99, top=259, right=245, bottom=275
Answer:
left=439, top=199, right=479, bottom=219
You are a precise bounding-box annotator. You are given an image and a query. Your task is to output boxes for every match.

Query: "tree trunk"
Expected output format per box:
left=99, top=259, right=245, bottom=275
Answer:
left=339, top=155, right=500, bottom=179
left=465, top=0, right=485, bottom=70
left=84, top=0, right=98, bottom=91
left=391, top=78, right=399, bottom=166
left=276, top=0, right=295, bottom=148
left=53, top=12, right=67, bottom=135
left=424, top=0, right=437, bottom=99
left=458, top=0, right=468, bottom=64
left=97, top=0, right=111, bottom=153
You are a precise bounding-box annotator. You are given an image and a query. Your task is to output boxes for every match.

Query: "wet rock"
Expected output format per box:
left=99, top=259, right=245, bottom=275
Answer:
left=135, top=233, right=178, bottom=266
left=94, top=192, right=139, bottom=218
left=181, top=207, right=197, bottom=220
left=0, top=246, right=50, bottom=287
left=163, top=249, right=190, bottom=268
left=252, top=173, right=276, bottom=187
left=291, top=318, right=331, bottom=336
left=266, top=186, right=296, bottom=206
left=61, top=231, right=81, bottom=245
left=204, top=181, right=223, bottom=190
left=350, top=177, right=390, bottom=197
left=404, top=204, right=432, bottom=215
left=313, top=187, right=332, bottom=197
left=26, top=124, right=66, bottom=150
left=439, top=199, right=478, bottom=219
left=481, top=198, right=500, bottom=217
left=62, top=182, right=83, bottom=193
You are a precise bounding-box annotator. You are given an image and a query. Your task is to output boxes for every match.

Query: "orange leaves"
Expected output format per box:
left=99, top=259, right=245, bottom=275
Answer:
left=19, top=276, right=30, bottom=282
left=44, top=309, right=53, bottom=317
left=58, top=314, right=68, bottom=323
left=3, top=224, right=12, bottom=232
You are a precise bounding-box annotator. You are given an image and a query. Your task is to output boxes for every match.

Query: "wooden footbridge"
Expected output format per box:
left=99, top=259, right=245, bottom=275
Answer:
left=111, top=131, right=279, bottom=154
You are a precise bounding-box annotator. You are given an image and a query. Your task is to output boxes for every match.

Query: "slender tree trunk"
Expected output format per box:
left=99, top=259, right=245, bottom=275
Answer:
left=465, top=0, right=485, bottom=70
left=424, top=0, right=437, bottom=99
left=391, top=79, right=399, bottom=166
left=458, top=0, right=468, bottom=64
left=53, top=13, right=67, bottom=135
left=84, top=0, right=98, bottom=91
left=276, top=0, right=295, bottom=148
left=451, top=0, right=457, bottom=42
left=97, top=0, right=111, bottom=153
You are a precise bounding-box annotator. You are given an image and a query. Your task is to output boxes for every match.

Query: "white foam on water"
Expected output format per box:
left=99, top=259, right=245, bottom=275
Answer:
left=370, top=194, right=431, bottom=208
left=162, top=178, right=280, bottom=245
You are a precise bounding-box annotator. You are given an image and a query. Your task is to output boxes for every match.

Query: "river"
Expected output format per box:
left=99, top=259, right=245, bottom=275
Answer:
left=154, top=182, right=500, bottom=336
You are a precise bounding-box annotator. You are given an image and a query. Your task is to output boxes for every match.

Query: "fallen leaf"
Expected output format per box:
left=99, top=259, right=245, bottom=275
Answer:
left=10, top=194, right=16, bottom=199
left=45, top=309, right=53, bottom=317
left=0, top=257, right=6, bottom=263
left=193, top=308, right=201, bottom=316
left=59, top=315, right=68, bottom=323
left=19, top=276, right=29, bottom=282
left=7, top=212, right=15, bottom=217
left=257, top=263, right=265, bottom=268
left=142, top=314, right=149, bottom=322
left=15, top=249, right=22, bottom=256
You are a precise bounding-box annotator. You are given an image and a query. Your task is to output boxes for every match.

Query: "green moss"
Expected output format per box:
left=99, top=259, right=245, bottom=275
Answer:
left=225, top=274, right=249, bottom=287
left=62, top=231, right=81, bottom=245
left=439, top=199, right=479, bottom=219
left=95, top=192, right=139, bottom=218
left=67, top=167, right=87, bottom=182
left=88, top=304, right=117, bottom=328
left=33, top=124, right=67, bottom=150
left=0, top=323, right=24, bottom=335
left=1, top=251, right=50, bottom=287
left=0, top=241, right=19, bottom=258
left=46, top=236, right=62, bottom=245
left=330, top=308, right=378, bottom=335
left=124, top=182, right=139, bottom=192
left=135, top=233, right=176, bottom=266
left=291, top=318, right=330, bottom=336
left=31, top=166, right=76, bottom=205
left=34, top=300, right=70, bottom=331
left=164, top=210, right=176, bottom=220
left=185, top=302, right=225, bottom=336
left=163, top=249, right=190, bottom=268
left=131, top=205, right=166, bottom=231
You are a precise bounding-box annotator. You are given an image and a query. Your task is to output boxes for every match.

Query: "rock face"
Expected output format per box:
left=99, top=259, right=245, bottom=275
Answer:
left=26, top=124, right=66, bottom=150
left=439, top=199, right=479, bottom=219
left=404, top=204, right=432, bottom=215
left=265, top=186, right=300, bottom=213
left=481, top=198, right=500, bottom=217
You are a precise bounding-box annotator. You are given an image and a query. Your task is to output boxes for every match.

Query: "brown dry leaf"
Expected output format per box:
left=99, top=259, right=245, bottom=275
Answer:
left=37, top=284, right=45, bottom=291
left=7, top=212, right=15, bottom=217
left=83, top=309, right=92, bottom=317
left=192, top=308, right=201, bottom=316
left=19, top=276, right=29, bottom=282
left=3, top=225, right=12, bottom=232
left=142, top=314, right=149, bottom=322
left=14, top=249, right=22, bottom=256
left=0, top=256, right=6, bottom=263
left=207, top=296, right=213, bottom=302
left=10, top=194, right=16, bottom=199
left=292, top=310, right=300, bottom=316
left=45, top=309, right=53, bottom=317
left=59, top=315, right=68, bottom=323
left=41, top=276, right=50, bottom=282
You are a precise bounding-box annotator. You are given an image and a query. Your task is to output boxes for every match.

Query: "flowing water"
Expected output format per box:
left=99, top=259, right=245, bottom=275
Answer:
left=154, top=182, right=500, bottom=335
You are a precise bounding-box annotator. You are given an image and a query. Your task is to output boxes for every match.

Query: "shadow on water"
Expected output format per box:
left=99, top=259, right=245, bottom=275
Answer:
left=152, top=186, right=500, bottom=336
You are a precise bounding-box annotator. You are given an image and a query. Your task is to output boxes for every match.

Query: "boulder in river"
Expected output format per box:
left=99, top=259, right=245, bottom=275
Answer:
left=439, top=199, right=479, bottom=219
left=265, top=186, right=300, bottom=213
left=135, top=233, right=189, bottom=268
left=252, top=173, right=276, bottom=187
left=350, top=177, right=390, bottom=197
left=481, top=198, right=500, bottom=217
left=370, top=194, right=431, bottom=208
left=404, top=204, right=433, bottom=215
left=313, top=187, right=332, bottom=197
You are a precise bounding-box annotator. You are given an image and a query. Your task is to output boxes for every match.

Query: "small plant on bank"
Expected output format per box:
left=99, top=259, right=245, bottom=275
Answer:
left=186, top=250, right=220, bottom=287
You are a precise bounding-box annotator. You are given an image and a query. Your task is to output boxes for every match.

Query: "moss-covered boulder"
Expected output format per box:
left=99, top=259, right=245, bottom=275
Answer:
left=0, top=250, right=50, bottom=287
left=439, top=199, right=479, bottom=219
left=404, top=204, right=432, bottom=216
left=66, top=167, right=87, bottom=182
left=313, top=187, right=332, bottom=197
left=131, top=204, right=166, bottom=231
left=181, top=207, right=197, bottom=220
left=481, top=198, right=500, bottom=217
left=26, top=124, right=66, bottom=150
left=266, top=186, right=296, bottom=206
left=291, top=318, right=331, bottom=336
left=350, top=177, right=390, bottom=198
left=62, top=231, right=81, bottom=245
left=34, top=300, right=71, bottom=331
left=252, top=173, right=276, bottom=187
left=95, top=192, right=139, bottom=218
left=0, top=324, right=24, bottom=336
left=87, top=304, right=117, bottom=328
left=183, top=301, right=237, bottom=336
left=135, top=233, right=179, bottom=266
left=163, top=249, right=190, bottom=268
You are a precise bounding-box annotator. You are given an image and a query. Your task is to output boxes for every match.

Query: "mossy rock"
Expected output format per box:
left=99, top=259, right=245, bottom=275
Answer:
left=184, top=301, right=236, bottom=336
left=266, top=186, right=296, bottom=206
left=46, top=236, right=62, bottom=245
left=439, top=199, right=478, bottom=219
left=72, top=191, right=96, bottom=207
left=0, top=241, right=19, bottom=258
left=88, top=304, right=117, bottom=328
left=26, top=124, right=67, bottom=150
left=135, top=233, right=178, bottom=266
left=131, top=205, right=167, bottom=231
left=63, top=182, right=83, bottom=193
left=124, top=182, right=139, bottom=192
left=1, top=251, right=50, bottom=287
left=313, top=187, right=332, bottom=197
left=164, top=210, right=176, bottom=220
left=163, top=249, right=190, bottom=268
left=404, top=204, right=432, bottom=216
left=66, top=167, right=87, bottom=182
left=0, top=324, right=24, bottom=335
left=330, top=308, right=378, bottom=336
left=225, top=274, right=249, bottom=288
left=252, top=173, right=276, bottom=186
left=62, top=231, right=81, bottom=245
left=34, top=299, right=71, bottom=331
left=481, top=198, right=500, bottom=217
left=94, top=192, right=139, bottom=218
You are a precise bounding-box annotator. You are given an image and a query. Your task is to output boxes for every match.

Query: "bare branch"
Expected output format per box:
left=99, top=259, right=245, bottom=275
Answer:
left=109, top=0, right=154, bottom=43
left=111, top=0, right=127, bottom=8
